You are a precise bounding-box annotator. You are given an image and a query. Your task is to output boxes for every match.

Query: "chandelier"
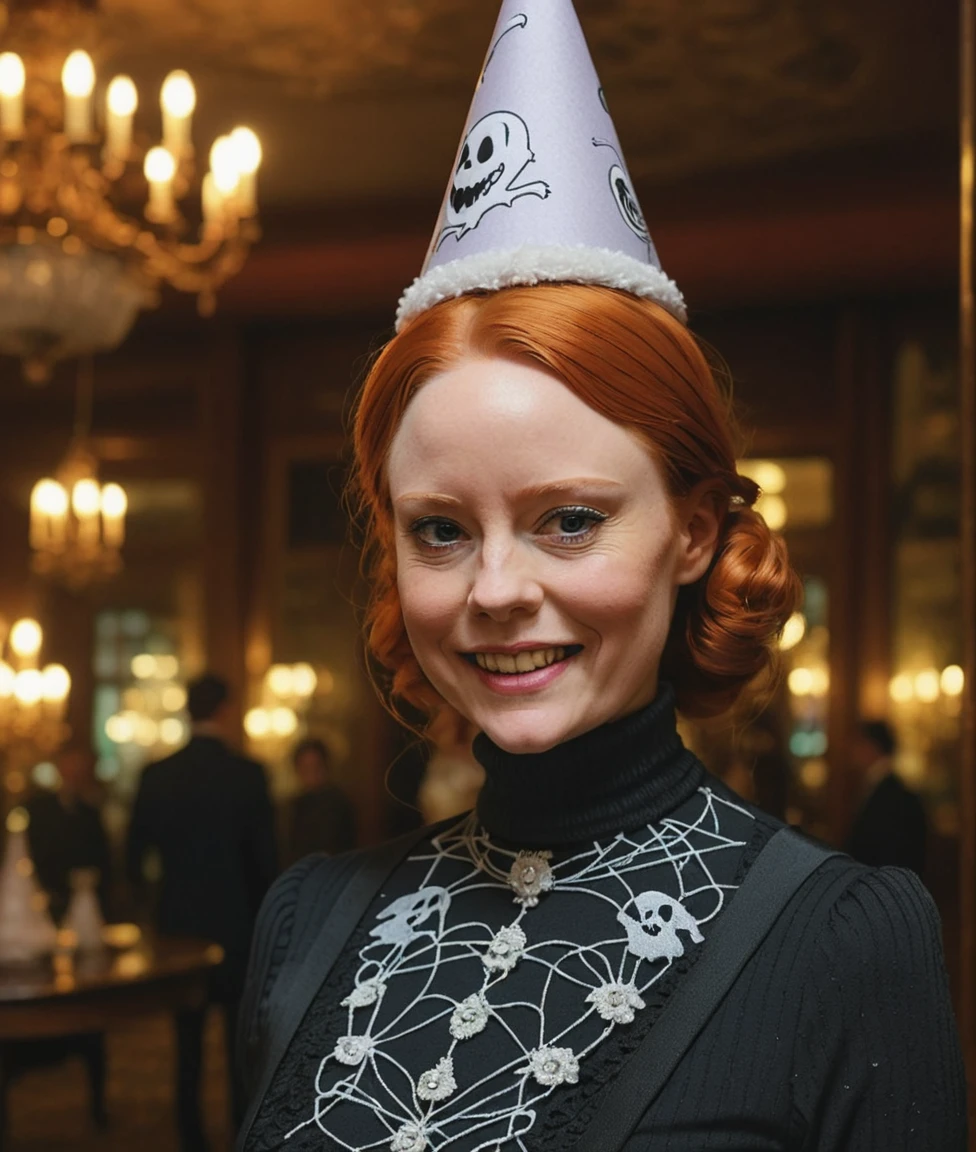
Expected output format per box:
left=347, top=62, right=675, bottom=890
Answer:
left=29, top=357, right=127, bottom=588
left=0, top=0, right=262, bottom=383
left=0, top=616, right=72, bottom=795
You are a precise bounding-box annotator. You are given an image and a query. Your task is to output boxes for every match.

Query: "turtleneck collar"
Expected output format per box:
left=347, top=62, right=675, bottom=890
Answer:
left=472, top=683, right=704, bottom=846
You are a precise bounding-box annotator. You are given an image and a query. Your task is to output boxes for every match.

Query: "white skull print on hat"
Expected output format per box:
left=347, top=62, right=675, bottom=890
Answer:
left=396, top=0, right=685, bottom=331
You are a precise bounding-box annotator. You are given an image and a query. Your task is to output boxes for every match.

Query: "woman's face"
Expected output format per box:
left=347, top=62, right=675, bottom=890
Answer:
left=387, top=356, right=719, bottom=754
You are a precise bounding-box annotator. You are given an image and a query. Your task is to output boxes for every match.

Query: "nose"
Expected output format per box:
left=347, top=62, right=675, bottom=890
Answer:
left=467, top=541, right=543, bottom=622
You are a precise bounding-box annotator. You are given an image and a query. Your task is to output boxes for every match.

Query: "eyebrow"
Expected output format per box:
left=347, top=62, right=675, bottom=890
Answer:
left=393, top=477, right=625, bottom=508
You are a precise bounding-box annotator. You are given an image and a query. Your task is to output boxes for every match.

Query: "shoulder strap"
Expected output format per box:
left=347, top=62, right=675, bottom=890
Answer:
left=236, top=820, right=438, bottom=1151
left=573, top=827, right=846, bottom=1152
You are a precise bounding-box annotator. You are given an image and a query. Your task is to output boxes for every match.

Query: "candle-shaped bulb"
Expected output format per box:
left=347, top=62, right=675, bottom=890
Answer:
left=100, top=482, right=127, bottom=549
left=144, top=146, right=177, bottom=222
left=0, top=52, right=25, bottom=137
left=229, top=126, right=261, bottom=215
left=30, top=478, right=69, bottom=550
left=10, top=618, right=42, bottom=659
left=107, top=75, right=137, bottom=117
left=161, top=70, right=195, bottom=158
left=105, top=75, right=138, bottom=163
left=40, top=663, right=70, bottom=703
left=209, top=134, right=240, bottom=207
left=62, top=50, right=95, bottom=141
left=71, top=477, right=100, bottom=518
left=14, top=668, right=43, bottom=705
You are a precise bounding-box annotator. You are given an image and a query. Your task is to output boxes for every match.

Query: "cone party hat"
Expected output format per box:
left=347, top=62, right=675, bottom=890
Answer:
left=396, top=0, right=684, bottom=331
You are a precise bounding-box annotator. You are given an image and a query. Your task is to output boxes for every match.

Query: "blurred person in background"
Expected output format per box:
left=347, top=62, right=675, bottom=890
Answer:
left=284, top=737, right=357, bottom=864
left=127, top=673, right=277, bottom=1152
left=846, top=719, right=927, bottom=876
left=26, top=744, right=111, bottom=923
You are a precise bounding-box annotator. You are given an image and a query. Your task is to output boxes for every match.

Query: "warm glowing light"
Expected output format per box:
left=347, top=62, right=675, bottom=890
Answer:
left=32, top=479, right=69, bottom=517
left=159, top=717, right=185, bottom=746
left=209, top=135, right=239, bottom=194
left=244, top=707, right=270, bottom=739
left=161, top=70, right=196, bottom=118
left=14, top=668, right=43, bottom=704
left=756, top=493, right=787, bottom=531
left=229, top=126, right=262, bottom=174
left=61, top=51, right=95, bottom=98
left=778, top=612, right=806, bottom=652
left=131, top=653, right=156, bottom=679
left=100, top=483, right=127, bottom=518
left=889, top=673, right=914, bottom=703
left=808, top=666, right=830, bottom=698
left=747, top=460, right=787, bottom=495
left=267, top=664, right=294, bottom=698
left=788, top=666, right=813, bottom=696
left=107, top=75, right=138, bottom=117
left=0, top=662, right=14, bottom=697
left=10, top=618, right=42, bottom=658
left=6, top=806, right=28, bottom=834
left=133, top=716, right=159, bottom=747
left=72, top=478, right=100, bottom=517
left=105, top=713, right=135, bottom=743
left=0, top=53, right=25, bottom=98
left=941, top=665, right=965, bottom=697
left=162, top=685, right=187, bottom=712
left=144, top=146, right=176, bottom=184
left=291, top=662, right=317, bottom=698
left=799, top=758, right=829, bottom=790
left=155, top=654, right=179, bottom=679
left=914, top=668, right=940, bottom=704
left=40, top=663, right=70, bottom=702
left=270, top=706, right=298, bottom=738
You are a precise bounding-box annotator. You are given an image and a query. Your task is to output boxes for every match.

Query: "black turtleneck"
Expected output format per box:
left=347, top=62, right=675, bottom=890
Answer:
left=473, top=683, right=703, bottom=845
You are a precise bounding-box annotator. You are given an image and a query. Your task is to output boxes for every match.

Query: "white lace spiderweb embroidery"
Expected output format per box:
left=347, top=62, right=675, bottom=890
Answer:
left=284, top=787, right=752, bottom=1152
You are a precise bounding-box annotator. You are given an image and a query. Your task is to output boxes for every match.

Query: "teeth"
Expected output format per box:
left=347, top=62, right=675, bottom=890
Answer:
left=474, top=647, right=568, bottom=674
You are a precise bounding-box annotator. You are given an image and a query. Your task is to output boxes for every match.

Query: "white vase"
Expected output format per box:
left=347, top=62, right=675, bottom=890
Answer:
left=0, top=829, right=58, bottom=962
left=62, top=867, right=106, bottom=951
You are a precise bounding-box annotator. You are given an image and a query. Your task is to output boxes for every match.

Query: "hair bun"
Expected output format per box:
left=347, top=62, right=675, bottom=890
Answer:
left=663, top=507, right=802, bottom=718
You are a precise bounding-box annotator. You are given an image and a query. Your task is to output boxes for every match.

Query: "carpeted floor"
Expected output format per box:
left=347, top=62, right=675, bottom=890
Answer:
left=4, top=1011, right=230, bottom=1151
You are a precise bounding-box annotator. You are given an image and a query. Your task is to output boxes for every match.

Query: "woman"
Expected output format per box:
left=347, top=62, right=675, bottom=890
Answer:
left=237, top=3, right=966, bottom=1148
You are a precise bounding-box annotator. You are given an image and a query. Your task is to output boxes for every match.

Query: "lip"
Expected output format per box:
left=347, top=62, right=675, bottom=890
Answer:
left=469, top=656, right=575, bottom=696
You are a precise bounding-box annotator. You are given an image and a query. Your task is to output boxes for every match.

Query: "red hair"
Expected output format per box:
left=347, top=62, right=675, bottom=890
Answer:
left=352, top=284, right=801, bottom=721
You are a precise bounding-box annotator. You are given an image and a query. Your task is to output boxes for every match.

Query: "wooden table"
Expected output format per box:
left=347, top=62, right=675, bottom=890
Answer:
left=0, top=935, right=224, bottom=1039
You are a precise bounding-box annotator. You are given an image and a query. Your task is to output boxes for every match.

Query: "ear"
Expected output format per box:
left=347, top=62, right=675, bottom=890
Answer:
left=674, top=484, right=723, bottom=587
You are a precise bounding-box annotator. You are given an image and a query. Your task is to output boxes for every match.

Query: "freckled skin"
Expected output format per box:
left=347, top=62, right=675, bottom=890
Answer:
left=387, top=357, right=719, bottom=754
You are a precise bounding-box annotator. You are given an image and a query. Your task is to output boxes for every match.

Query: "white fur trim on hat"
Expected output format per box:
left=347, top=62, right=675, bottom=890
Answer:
left=395, top=244, right=687, bottom=332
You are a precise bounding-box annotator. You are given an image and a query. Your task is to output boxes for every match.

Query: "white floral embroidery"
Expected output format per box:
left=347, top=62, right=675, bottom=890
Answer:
left=341, top=977, right=386, bottom=1008
left=586, top=981, right=646, bottom=1024
left=390, top=1121, right=428, bottom=1152
left=416, top=1055, right=457, bottom=1102
left=450, top=992, right=490, bottom=1039
left=524, top=1045, right=580, bottom=1087
left=508, top=850, right=554, bottom=906
left=483, top=923, right=527, bottom=974
left=333, top=1034, right=373, bottom=1065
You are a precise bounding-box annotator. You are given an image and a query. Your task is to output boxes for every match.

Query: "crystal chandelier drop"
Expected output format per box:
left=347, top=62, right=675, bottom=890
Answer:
left=29, top=357, right=127, bottom=589
left=0, top=0, right=263, bottom=383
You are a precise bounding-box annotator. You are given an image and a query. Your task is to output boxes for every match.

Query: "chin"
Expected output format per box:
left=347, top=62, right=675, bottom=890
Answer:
left=475, top=707, right=584, bottom=755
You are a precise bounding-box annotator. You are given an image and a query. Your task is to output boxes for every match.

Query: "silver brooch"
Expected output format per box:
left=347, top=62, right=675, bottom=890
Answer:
left=507, top=851, right=554, bottom=906
left=523, top=1045, right=580, bottom=1087
left=416, top=1055, right=457, bottom=1102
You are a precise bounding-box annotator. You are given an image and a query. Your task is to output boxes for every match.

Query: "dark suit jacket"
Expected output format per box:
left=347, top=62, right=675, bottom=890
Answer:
left=25, top=790, right=111, bottom=923
left=126, top=735, right=277, bottom=1000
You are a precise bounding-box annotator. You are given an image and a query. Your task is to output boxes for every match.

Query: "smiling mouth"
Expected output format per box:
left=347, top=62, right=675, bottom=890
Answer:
left=450, top=164, right=504, bottom=213
left=462, top=645, right=582, bottom=675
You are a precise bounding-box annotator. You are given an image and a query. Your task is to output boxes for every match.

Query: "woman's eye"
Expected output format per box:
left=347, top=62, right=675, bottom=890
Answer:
left=410, top=517, right=466, bottom=548
left=539, top=506, right=606, bottom=541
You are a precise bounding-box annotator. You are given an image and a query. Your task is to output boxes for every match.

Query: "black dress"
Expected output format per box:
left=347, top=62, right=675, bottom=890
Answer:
left=239, top=688, right=966, bottom=1151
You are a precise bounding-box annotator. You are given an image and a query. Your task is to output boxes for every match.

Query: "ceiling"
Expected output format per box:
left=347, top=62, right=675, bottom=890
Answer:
left=82, top=0, right=955, bottom=212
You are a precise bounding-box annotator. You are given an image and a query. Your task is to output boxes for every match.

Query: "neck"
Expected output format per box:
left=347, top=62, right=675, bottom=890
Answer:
left=472, top=684, right=703, bottom=846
